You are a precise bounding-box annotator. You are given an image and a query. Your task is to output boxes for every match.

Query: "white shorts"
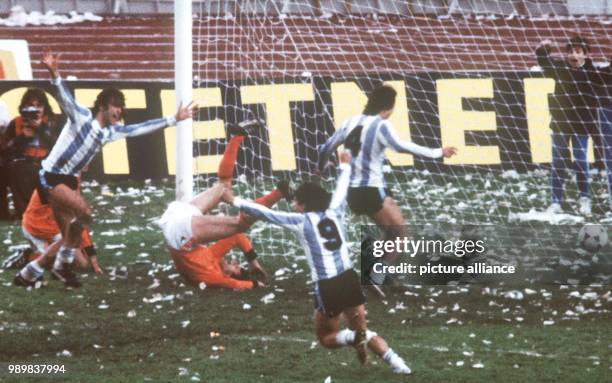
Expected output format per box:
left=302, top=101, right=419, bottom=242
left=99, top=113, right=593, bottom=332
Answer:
left=157, top=201, right=203, bottom=251
left=21, top=226, right=61, bottom=253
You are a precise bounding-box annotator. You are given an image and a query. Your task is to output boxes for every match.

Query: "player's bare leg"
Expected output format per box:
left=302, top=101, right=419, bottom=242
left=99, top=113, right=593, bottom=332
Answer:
left=368, top=197, right=408, bottom=286
left=43, top=196, right=86, bottom=288
left=48, top=184, right=92, bottom=223
left=190, top=214, right=250, bottom=244
left=314, top=310, right=343, bottom=348
left=14, top=239, right=62, bottom=287
left=344, top=305, right=369, bottom=365
left=315, top=304, right=405, bottom=370
left=32, top=240, right=63, bottom=269
left=189, top=183, right=227, bottom=213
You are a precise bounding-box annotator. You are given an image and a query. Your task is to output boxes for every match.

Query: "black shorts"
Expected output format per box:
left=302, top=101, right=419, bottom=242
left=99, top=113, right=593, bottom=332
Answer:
left=347, top=187, right=392, bottom=216
left=37, top=170, right=79, bottom=204
left=313, top=269, right=366, bottom=317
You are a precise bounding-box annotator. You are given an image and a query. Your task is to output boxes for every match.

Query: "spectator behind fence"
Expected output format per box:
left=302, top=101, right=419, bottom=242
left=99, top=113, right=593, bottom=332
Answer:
left=536, top=36, right=611, bottom=215
left=1, top=88, right=58, bottom=219
left=0, top=100, right=10, bottom=220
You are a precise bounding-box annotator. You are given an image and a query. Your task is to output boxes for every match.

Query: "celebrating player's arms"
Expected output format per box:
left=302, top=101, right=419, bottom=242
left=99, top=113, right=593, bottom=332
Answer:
left=228, top=151, right=412, bottom=374
left=14, top=51, right=197, bottom=288
left=160, top=124, right=293, bottom=289
left=318, top=85, right=457, bottom=285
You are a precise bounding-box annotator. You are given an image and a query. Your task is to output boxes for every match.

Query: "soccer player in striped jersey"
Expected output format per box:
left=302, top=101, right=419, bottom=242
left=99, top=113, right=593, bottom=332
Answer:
left=228, top=151, right=412, bottom=374
left=16, top=51, right=197, bottom=288
left=317, top=85, right=457, bottom=285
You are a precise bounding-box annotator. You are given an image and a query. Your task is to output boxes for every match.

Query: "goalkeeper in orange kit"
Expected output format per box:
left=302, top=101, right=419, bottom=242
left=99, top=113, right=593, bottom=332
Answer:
left=164, top=122, right=292, bottom=289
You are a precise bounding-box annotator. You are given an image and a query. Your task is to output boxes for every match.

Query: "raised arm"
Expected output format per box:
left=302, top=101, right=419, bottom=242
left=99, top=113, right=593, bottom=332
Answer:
left=317, top=120, right=349, bottom=171
left=42, top=52, right=90, bottom=123
left=102, top=102, right=197, bottom=142
left=233, top=198, right=304, bottom=231
left=535, top=40, right=564, bottom=72
left=103, top=117, right=176, bottom=142
left=328, top=151, right=352, bottom=213
left=379, top=121, right=456, bottom=159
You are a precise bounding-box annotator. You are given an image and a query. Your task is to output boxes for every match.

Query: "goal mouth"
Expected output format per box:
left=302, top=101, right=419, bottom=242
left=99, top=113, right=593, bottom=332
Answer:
left=184, top=1, right=612, bottom=259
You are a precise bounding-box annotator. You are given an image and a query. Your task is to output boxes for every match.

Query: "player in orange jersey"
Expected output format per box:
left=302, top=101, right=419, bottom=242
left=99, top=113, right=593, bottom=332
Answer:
left=159, top=122, right=292, bottom=289
left=6, top=187, right=101, bottom=280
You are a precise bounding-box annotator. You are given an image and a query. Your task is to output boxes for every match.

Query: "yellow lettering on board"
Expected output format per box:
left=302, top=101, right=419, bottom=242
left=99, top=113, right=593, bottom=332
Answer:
left=161, top=88, right=225, bottom=175
left=240, top=83, right=315, bottom=171
left=437, top=78, right=500, bottom=165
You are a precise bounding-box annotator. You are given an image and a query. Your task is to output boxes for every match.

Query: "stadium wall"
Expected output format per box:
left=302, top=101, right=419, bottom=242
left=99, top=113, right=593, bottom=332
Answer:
left=1, top=72, right=600, bottom=181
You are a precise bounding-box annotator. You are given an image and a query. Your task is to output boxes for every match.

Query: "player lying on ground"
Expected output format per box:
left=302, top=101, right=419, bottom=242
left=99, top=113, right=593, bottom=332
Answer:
left=164, top=126, right=292, bottom=289
left=17, top=51, right=197, bottom=288
left=8, top=187, right=101, bottom=284
left=228, top=150, right=411, bottom=374
left=318, top=85, right=457, bottom=286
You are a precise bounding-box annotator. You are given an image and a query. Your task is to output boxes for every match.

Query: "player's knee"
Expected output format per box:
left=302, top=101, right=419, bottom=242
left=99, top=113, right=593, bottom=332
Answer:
left=72, top=253, right=90, bottom=269
left=65, top=220, right=84, bottom=247
left=317, top=334, right=335, bottom=349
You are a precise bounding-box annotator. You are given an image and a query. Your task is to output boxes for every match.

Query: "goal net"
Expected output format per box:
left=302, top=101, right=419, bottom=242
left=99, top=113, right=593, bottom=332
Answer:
left=189, top=1, right=611, bottom=260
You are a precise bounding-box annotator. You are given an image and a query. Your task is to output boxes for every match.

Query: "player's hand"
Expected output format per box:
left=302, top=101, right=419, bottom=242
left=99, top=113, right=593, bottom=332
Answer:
left=538, top=39, right=553, bottom=48
left=249, top=260, right=269, bottom=284
left=339, top=150, right=352, bottom=164
left=175, top=101, right=198, bottom=122
left=442, top=147, right=458, bottom=158
left=90, top=256, right=103, bottom=274
left=254, top=280, right=267, bottom=288
left=42, top=50, right=61, bottom=78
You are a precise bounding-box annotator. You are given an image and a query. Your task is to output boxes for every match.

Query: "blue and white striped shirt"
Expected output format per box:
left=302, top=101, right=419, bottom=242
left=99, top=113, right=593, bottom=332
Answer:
left=318, top=114, right=443, bottom=188
left=42, top=77, right=176, bottom=176
left=234, top=163, right=353, bottom=282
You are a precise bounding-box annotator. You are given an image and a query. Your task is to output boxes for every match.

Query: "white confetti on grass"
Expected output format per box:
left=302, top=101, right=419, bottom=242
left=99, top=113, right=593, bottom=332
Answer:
left=260, top=293, right=275, bottom=304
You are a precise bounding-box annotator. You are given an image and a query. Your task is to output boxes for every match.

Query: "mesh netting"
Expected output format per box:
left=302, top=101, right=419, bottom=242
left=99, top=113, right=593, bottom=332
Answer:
left=189, top=1, right=611, bottom=258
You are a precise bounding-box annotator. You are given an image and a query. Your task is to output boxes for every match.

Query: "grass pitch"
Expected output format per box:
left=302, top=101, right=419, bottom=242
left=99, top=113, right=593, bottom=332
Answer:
left=0, top=172, right=610, bottom=382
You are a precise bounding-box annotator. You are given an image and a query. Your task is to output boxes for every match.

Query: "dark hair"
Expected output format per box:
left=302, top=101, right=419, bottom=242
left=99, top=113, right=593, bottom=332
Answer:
left=94, top=88, right=125, bottom=113
left=19, top=88, right=53, bottom=117
left=566, top=35, right=590, bottom=54
left=295, top=182, right=331, bottom=212
left=363, top=85, right=397, bottom=115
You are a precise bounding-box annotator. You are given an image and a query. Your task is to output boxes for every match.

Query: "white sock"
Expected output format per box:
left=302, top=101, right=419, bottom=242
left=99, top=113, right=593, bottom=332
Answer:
left=383, top=349, right=401, bottom=364
left=20, top=261, right=44, bottom=281
left=383, top=348, right=408, bottom=366
left=366, top=330, right=377, bottom=342
left=335, top=329, right=355, bottom=346
left=53, top=247, right=76, bottom=270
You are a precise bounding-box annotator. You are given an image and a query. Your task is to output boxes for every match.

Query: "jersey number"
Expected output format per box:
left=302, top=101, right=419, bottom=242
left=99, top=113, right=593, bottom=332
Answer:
left=317, top=218, right=342, bottom=251
left=344, top=125, right=363, bottom=156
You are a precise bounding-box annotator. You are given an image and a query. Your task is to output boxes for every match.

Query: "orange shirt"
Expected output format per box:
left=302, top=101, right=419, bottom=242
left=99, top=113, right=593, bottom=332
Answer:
left=22, top=189, right=92, bottom=248
left=170, top=233, right=255, bottom=290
